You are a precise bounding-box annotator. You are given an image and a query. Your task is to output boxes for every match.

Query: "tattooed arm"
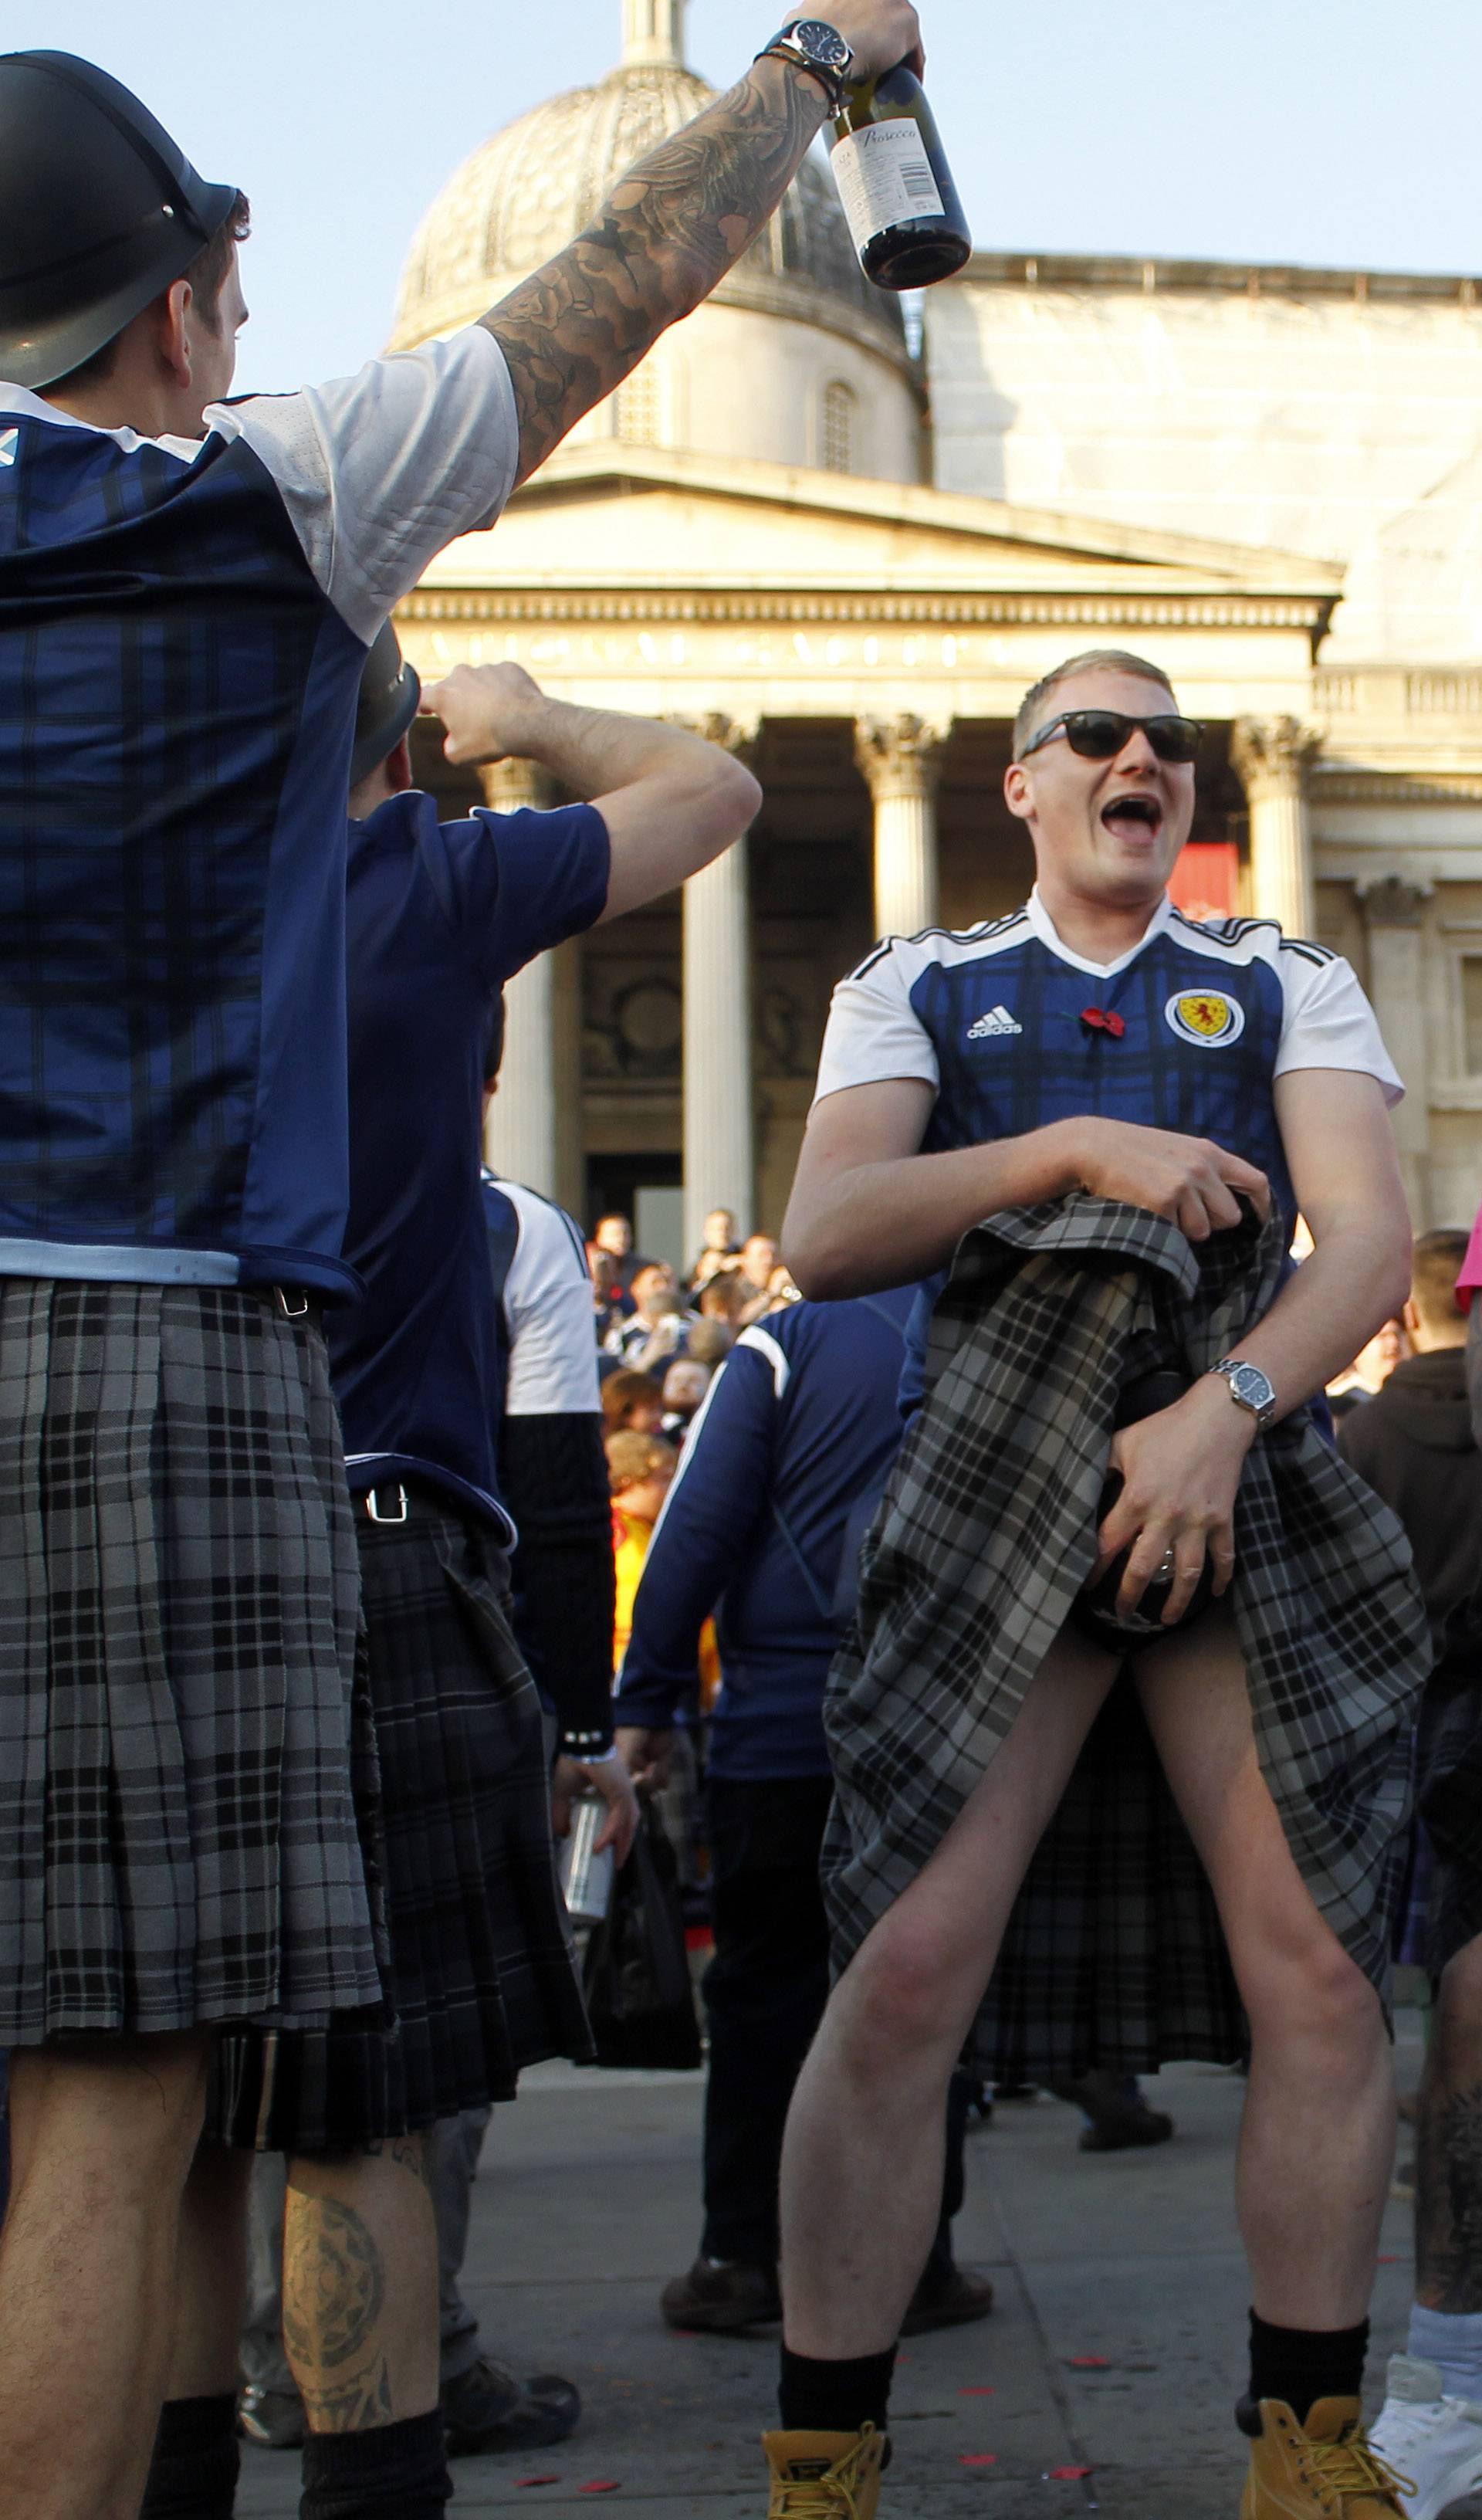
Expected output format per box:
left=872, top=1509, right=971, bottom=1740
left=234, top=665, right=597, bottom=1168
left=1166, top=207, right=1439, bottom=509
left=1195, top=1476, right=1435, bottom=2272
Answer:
left=485, top=0, right=924, bottom=483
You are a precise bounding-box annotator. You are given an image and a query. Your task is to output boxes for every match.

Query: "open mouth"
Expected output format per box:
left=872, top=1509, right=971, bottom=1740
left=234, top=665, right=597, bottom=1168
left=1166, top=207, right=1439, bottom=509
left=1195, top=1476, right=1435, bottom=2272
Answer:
left=1101, top=793, right=1163, bottom=840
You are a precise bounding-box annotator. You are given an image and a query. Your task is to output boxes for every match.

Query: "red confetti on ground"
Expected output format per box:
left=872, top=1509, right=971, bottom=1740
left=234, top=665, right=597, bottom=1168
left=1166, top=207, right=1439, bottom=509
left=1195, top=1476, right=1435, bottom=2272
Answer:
left=1068, top=2356, right=1109, bottom=2368
left=577, top=2486, right=622, bottom=2497
left=514, top=2481, right=560, bottom=2491
left=1050, top=2467, right=1095, bottom=2480
left=959, top=2386, right=996, bottom=2396
left=1379, top=2255, right=1400, bottom=2265
left=961, top=2453, right=1000, bottom=2466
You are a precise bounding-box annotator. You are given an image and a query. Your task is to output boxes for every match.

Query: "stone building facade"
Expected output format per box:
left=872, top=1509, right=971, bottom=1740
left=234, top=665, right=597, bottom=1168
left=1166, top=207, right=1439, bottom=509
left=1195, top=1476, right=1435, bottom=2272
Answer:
left=392, top=0, right=1482, bottom=1255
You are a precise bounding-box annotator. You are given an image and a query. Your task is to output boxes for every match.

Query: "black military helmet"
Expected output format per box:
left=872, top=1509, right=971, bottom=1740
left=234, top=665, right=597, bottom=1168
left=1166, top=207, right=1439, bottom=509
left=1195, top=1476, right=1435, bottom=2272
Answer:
left=0, top=51, right=241, bottom=390
left=351, top=623, right=422, bottom=789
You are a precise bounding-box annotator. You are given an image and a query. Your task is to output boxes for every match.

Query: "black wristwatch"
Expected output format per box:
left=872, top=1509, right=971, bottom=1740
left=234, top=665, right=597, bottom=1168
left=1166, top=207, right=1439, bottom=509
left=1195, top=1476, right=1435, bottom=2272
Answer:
left=755, top=19, right=856, bottom=114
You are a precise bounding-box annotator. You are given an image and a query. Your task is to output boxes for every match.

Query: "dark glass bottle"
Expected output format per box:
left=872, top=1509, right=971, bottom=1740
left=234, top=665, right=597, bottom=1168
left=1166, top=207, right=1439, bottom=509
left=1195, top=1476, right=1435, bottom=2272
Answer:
left=827, top=66, right=971, bottom=292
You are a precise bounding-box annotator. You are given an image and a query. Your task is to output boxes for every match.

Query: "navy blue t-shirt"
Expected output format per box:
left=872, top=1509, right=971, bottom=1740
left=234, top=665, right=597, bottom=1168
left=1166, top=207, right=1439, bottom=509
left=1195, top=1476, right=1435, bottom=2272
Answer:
left=329, top=789, right=610, bottom=1532
left=813, top=889, right=1402, bottom=1414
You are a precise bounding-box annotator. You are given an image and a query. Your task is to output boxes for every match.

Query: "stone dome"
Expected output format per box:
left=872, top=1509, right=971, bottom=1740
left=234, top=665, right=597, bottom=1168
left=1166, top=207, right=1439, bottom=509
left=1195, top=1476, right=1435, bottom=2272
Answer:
left=389, top=10, right=910, bottom=375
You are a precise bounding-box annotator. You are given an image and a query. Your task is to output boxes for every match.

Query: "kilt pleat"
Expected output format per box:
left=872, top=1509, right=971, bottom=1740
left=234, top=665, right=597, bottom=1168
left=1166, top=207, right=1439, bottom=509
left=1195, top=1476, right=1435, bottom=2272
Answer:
left=209, top=1496, right=594, bottom=2149
left=0, top=1280, right=384, bottom=2041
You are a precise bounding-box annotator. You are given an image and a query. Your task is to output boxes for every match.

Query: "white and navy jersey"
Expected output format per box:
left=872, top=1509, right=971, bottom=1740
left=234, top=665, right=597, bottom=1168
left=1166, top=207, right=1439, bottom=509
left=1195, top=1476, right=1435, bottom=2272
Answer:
left=0, top=328, right=517, bottom=1294
left=814, top=887, right=1403, bottom=1411
left=492, top=1178, right=601, bottom=1424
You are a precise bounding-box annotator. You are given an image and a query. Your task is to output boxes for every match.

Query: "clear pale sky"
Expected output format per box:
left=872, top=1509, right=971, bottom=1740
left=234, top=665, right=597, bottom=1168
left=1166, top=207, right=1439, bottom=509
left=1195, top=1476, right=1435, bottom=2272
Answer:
left=16, top=1, right=1482, bottom=395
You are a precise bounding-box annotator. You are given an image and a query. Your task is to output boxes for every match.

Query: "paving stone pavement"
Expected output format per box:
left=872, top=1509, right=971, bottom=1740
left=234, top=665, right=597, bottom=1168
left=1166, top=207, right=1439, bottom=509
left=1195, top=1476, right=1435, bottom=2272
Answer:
left=238, top=2013, right=1449, bottom=2520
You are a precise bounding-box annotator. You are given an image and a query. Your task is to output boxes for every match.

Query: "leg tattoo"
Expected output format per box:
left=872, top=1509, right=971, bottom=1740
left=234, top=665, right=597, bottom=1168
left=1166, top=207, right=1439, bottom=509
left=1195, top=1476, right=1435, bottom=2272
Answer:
left=1418, top=2080, right=1482, bottom=2312
left=283, top=2194, right=393, bottom=2431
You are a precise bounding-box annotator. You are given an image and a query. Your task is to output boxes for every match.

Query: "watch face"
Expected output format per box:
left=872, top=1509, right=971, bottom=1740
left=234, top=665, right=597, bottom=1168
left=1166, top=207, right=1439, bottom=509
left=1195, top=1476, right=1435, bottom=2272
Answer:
left=791, top=19, right=852, bottom=67
left=1230, top=1363, right=1274, bottom=1410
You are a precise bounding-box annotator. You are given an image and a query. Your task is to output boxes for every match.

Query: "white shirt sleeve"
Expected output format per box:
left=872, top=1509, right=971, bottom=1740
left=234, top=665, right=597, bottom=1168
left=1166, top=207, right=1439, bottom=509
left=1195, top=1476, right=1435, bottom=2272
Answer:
left=206, top=328, right=519, bottom=644
left=501, top=1184, right=602, bottom=1417
left=1274, top=947, right=1405, bottom=1106
left=812, top=940, right=939, bottom=1107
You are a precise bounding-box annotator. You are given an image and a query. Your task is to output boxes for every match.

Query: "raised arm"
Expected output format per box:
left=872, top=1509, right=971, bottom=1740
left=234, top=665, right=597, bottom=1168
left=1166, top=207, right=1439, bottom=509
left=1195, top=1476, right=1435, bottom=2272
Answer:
left=482, top=2, right=924, bottom=483
left=424, top=662, right=761, bottom=916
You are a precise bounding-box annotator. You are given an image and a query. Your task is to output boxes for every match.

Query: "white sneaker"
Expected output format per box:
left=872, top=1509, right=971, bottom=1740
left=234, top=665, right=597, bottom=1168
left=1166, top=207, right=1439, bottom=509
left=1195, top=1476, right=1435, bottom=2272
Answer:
left=1369, top=2354, right=1482, bottom=2520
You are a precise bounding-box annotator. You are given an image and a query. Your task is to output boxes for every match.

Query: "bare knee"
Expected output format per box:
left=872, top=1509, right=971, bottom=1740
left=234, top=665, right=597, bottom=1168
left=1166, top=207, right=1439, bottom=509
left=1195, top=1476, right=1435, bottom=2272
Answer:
left=1240, top=1923, right=1383, bottom=2059
left=837, top=1915, right=971, bottom=2081
left=12, top=2030, right=210, bottom=2159
left=1433, top=1936, right=1482, bottom=2085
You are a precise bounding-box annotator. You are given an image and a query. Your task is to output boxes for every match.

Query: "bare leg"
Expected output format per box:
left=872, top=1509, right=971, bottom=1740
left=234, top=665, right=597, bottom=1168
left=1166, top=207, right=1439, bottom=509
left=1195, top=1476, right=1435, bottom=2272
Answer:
left=0, top=2030, right=211, bottom=2520
left=165, top=2141, right=256, bottom=2396
left=283, top=2138, right=440, bottom=2432
left=1415, top=1932, right=1482, bottom=2309
left=1135, top=1607, right=1395, bottom=2328
left=779, top=1630, right=1118, bottom=2356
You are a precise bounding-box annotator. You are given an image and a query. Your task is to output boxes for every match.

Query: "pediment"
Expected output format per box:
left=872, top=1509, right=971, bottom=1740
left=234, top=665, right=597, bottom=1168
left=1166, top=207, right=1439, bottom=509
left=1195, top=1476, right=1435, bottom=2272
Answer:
left=418, top=440, right=1345, bottom=607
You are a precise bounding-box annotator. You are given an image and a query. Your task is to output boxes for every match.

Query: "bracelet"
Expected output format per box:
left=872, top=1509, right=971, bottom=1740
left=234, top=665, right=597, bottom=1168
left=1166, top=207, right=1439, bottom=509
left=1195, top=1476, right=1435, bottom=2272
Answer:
left=753, top=42, right=847, bottom=117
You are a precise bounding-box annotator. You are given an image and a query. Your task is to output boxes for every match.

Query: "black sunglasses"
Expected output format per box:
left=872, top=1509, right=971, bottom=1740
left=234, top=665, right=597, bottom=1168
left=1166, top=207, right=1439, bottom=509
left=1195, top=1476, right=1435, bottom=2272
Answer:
left=1019, top=709, right=1205, bottom=765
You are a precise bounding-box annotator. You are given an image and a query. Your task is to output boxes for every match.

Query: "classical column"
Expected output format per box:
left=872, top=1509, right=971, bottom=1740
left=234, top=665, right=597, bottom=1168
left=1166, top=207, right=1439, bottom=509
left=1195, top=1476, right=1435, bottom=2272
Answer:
left=682, top=718, right=757, bottom=1260
left=855, top=716, right=946, bottom=937
left=478, top=759, right=565, bottom=1197
left=1358, top=875, right=1434, bottom=1226
left=1231, top=717, right=1322, bottom=938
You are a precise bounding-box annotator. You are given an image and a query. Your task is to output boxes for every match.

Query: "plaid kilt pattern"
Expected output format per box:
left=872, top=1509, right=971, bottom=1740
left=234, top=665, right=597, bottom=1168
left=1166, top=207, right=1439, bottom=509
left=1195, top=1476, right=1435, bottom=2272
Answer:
left=211, top=1495, right=593, bottom=2149
left=821, top=1196, right=1430, bottom=2076
left=0, top=1280, right=384, bottom=2041
left=1403, top=1661, right=1482, bottom=1976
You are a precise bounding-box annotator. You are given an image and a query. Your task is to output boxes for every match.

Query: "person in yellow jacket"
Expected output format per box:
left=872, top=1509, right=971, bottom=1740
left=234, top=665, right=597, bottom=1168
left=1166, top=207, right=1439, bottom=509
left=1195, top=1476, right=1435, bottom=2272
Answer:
left=607, top=1431, right=719, bottom=1703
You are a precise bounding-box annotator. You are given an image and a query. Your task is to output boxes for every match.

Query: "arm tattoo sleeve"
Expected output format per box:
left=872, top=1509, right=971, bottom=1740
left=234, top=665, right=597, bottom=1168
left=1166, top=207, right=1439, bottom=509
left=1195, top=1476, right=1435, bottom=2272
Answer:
left=484, top=61, right=827, bottom=484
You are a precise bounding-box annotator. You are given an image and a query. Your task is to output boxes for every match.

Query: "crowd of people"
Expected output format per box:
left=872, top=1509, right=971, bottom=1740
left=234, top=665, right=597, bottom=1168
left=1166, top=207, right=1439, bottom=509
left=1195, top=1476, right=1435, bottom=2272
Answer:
left=8, top=15, right=1482, bottom=2520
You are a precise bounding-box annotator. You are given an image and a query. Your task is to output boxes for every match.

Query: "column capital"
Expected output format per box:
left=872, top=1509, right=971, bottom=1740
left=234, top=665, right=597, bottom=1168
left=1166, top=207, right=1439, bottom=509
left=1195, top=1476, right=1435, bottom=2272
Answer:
left=666, top=711, right=762, bottom=769
left=478, top=757, right=558, bottom=811
left=854, top=714, right=949, bottom=804
left=1230, top=716, right=1323, bottom=801
left=1355, top=872, right=1435, bottom=928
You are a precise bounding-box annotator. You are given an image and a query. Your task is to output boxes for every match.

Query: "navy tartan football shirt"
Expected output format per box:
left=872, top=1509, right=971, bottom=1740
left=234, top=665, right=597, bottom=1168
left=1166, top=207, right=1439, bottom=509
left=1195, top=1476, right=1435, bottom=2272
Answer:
left=812, top=887, right=1403, bottom=1413
left=0, top=329, right=517, bottom=1293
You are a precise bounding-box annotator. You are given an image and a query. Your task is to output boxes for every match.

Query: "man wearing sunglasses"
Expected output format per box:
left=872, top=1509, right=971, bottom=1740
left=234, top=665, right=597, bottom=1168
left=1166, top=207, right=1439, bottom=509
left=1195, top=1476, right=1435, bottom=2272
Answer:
left=766, top=649, right=1416, bottom=2518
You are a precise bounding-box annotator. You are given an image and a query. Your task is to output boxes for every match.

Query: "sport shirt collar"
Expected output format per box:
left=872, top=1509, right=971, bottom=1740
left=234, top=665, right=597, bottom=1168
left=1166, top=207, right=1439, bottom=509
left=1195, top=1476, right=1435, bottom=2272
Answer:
left=0, top=380, right=211, bottom=462
left=1024, top=884, right=1174, bottom=978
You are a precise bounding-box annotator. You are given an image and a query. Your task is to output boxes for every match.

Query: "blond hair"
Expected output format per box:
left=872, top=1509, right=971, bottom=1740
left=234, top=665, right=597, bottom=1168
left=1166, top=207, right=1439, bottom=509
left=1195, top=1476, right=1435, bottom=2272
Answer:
left=1012, top=649, right=1177, bottom=760
left=606, top=1431, right=678, bottom=1495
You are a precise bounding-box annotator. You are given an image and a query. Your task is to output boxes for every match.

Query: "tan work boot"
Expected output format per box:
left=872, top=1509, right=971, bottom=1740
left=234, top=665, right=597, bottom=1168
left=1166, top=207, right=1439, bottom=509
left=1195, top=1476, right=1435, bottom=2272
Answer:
left=763, top=2423, right=886, bottom=2517
left=1240, top=2396, right=1412, bottom=2518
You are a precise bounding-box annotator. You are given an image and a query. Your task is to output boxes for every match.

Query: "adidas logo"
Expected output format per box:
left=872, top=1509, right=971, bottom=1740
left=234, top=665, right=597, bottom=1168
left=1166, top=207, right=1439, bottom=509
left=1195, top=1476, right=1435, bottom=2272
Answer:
left=966, top=1004, right=1022, bottom=1039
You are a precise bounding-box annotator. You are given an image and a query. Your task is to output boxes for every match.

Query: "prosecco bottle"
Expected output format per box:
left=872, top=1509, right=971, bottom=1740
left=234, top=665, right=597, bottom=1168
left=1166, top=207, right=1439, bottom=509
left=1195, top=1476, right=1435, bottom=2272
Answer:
left=827, top=66, right=971, bottom=291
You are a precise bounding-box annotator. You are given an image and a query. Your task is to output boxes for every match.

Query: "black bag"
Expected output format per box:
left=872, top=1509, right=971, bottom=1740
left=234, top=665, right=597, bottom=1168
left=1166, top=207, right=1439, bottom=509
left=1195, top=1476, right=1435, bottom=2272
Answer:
left=582, top=1801, right=702, bottom=2071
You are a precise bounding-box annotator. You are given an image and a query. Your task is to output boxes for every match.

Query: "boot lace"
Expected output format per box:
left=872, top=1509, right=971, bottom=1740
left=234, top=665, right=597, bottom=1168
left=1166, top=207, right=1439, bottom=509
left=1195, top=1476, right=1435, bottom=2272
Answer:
left=773, top=2424, right=879, bottom=2518
left=1304, top=2426, right=1415, bottom=2510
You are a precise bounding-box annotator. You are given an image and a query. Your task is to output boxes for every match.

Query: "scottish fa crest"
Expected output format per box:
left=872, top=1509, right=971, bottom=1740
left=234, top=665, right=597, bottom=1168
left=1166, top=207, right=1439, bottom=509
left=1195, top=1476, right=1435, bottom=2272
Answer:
left=1165, top=988, right=1244, bottom=1046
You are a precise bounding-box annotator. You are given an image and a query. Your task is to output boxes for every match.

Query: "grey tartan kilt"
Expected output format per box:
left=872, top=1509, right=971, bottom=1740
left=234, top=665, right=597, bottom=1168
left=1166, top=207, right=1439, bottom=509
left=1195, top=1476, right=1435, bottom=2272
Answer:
left=0, top=1279, right=385, bottom=2043
left=965, top=1673, right=1244, bottom=2085
left=208, top=1492, right=594, bottom=2151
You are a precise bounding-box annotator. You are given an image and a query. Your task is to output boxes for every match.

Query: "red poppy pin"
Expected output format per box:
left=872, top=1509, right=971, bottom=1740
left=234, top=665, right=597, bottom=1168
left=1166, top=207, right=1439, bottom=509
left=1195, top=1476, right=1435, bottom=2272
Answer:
left=1080, top=1006, right=1125, bottom=1038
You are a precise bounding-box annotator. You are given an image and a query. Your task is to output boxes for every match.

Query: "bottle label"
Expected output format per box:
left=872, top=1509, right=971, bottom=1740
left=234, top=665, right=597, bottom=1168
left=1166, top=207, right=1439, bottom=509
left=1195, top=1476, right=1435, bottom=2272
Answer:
left=831, top=120, right=945, bottom=245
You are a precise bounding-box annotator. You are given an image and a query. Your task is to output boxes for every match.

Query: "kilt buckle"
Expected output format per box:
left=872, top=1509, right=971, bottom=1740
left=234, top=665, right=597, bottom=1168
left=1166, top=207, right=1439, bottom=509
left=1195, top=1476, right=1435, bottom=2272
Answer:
left=365, top=1483, right=409, bottom=1524
left=276, top=1286, right=310, bottom=1319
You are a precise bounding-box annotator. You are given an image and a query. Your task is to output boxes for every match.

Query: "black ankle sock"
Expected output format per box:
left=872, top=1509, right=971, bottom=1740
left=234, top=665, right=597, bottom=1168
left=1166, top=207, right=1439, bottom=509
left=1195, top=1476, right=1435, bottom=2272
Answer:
left=1245, top=2312, right=1370, bottom=2428
left=138, top=2393, right=240, bottom=2520
left=778, top=2344, right=897, bottom=2436
left=300, top=2409, right=450, bottom=2520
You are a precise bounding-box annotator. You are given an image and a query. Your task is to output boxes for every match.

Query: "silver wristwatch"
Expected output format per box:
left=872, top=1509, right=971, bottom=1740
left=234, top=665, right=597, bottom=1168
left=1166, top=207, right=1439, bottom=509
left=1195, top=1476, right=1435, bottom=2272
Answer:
left=755, top=19, right=857, bottom=113
left=1210, top=1356, right=1277, bottom=1432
